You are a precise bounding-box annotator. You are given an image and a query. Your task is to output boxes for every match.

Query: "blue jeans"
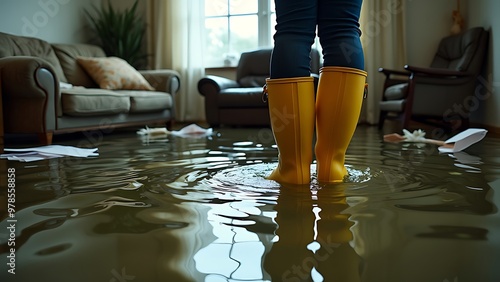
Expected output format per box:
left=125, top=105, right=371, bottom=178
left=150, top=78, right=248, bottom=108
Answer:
left=270, top=0, right=364, bottom=78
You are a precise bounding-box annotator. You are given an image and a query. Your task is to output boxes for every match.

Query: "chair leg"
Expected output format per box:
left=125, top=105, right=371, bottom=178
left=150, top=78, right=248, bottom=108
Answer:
left=166, top=119, right=175, bottom=130
left=461, top=117, right=470, bottom=131
left=378, top=111, right=388, bottom=129
left=401, top=107, right=413, bottom=130
left=38, top=132, right=53, bottom=145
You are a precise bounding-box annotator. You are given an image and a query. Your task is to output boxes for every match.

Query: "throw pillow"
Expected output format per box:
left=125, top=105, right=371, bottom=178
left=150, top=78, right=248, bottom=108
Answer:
left=77, top=56, right=155, bottom=91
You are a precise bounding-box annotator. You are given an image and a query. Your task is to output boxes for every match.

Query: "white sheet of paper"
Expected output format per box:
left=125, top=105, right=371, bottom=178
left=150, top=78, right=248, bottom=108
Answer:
left=4, top=145, right=98, bottom=157
left=1, top=145, right=98, bottom=162
left=2, top=152, right=61, bottom=162
left=438, top=128, right=487, bottom=153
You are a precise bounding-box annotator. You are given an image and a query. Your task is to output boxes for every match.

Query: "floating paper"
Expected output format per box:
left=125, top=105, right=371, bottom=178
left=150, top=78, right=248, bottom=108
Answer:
left=137, top=124, right=213, bottom=138
left=1, top=145, right=98, bottom=162
left=438, top=128, right=487, bottom=153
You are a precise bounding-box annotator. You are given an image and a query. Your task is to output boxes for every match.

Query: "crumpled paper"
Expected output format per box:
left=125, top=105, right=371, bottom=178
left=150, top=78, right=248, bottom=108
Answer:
left=401, top=129, right=426, bottom=142
left=1, top=145, right=98, bottom=162
left=137, top=124, right=213, bottom=138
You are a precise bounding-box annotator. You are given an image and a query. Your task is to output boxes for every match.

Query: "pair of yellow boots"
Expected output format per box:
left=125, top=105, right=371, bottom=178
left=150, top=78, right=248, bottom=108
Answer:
left=266, top=67, right=367, bottom=184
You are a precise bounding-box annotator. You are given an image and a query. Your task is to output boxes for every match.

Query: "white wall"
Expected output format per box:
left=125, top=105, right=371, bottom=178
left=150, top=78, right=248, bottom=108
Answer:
left=0, top=0, right=101, bottom=43
left=405, top=0, right=459, bottom=66
left=466, top=0, right=500, bottom=128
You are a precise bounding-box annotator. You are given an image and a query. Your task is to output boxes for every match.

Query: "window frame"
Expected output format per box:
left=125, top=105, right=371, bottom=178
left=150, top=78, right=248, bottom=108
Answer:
left=204, top=0, right=275, bottom=68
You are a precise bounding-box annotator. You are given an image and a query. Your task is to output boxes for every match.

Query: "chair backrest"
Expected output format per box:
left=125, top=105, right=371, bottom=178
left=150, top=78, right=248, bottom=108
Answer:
left=430, top=27, right=488, bottom=73
left=236, top=49, right=272, bottom=87
left=0, top=31, right=68, bottom=82
left=235, top=48, right=321, bottom=87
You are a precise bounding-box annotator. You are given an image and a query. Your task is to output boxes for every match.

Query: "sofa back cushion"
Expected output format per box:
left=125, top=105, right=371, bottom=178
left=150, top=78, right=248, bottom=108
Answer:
left=0, top=32, right=68, bottom=82
left=235, top=48, right=321, bottom=87
left=52, top=43, right=106, bottom=88
left=431, top=27, right=485, bottom=72
left=236, top=49, right=271, bottom=87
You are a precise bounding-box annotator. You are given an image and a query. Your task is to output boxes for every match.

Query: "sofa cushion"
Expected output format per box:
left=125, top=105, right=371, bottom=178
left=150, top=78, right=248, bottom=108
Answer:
left=77, top=56, right=155, bottom=90
left=239, top=76, right=267, bottom=87
left=52, top=44, right=106, bottom=88
left=384, top=83, right=408, bottom=100
left=61, top=88, right=130, bottom=116
left=379, top=99, right=405, bottom=112
left=115, top=90, right=173, bottom=113
left=236, top=49, right=272, bottom=82
left=0, top=32, right=68, bottom=82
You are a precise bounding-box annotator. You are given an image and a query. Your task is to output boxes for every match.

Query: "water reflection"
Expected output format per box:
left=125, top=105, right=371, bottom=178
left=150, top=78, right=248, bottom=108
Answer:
left=264, top=184, right=362, bottom=282
left=193, top=200, right=273, bottom=281
left=1, top=126, right=499, bottom=282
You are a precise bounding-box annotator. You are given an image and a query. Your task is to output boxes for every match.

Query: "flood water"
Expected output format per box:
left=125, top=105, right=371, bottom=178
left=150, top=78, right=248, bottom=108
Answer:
left=1, top=125, right=500, bottom=282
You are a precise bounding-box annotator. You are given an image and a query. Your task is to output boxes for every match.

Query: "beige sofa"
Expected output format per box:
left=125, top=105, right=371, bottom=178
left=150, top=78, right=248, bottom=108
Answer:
left=0, top=32, right=180, bottom=146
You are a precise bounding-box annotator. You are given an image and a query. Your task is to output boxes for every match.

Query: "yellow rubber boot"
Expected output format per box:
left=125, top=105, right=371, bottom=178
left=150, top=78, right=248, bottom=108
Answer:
left=265, top=76, right=315, bottom=185
left=315, top=67, right=367, bottom=183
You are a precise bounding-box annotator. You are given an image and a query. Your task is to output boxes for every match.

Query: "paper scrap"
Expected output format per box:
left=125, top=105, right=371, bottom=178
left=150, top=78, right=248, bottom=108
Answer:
left=1, top=145, right=98, bottom=162
left=401, top=129, right=427, bottom=142
left=136, top=127, right=170, bottom=137
left=170, top=124, right=213, bottom=137
left=137, top=124, right=213, bottom=138
left=438, top=128, right=487, bottom=153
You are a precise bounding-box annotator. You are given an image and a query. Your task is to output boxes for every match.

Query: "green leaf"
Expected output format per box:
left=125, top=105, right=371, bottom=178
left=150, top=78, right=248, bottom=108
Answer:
left=84, top=0, right=147, bottom=68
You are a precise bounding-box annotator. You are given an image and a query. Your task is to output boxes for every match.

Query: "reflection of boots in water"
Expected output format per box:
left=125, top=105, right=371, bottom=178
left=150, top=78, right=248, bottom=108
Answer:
left=314, top=186, right=362, bottom=282
left=264, top=184, right=362, bottom=281
left=264, top=185, right=316, bottom=281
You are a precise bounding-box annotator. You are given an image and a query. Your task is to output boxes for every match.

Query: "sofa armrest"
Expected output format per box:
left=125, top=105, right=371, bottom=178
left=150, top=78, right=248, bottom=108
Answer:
left=139, top=69, right=181, bottom=95
left=378, top=67, right=411, bottom=77
left=0, top=56, right=58, bottom=133
left=404, top=65, right=474, bottom=87
left=378, top=67, right=411, bottom=92
left=197, top=75, right=241, bottom=126
left=404, top=65, right=473, bottom=78
left=197, top=75, right=240, bottom=97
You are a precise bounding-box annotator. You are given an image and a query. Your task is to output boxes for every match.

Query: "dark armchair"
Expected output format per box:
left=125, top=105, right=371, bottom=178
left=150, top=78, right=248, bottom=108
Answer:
left=198, top=48, right=320, bottom=127
left=378, top=27, right=489, bottom=131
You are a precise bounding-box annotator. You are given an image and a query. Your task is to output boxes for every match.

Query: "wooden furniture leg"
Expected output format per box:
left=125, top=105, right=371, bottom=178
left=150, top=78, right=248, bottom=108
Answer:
left=38, top=132, right=53, bottom=146
left=0, top=78, right=3, bottom=153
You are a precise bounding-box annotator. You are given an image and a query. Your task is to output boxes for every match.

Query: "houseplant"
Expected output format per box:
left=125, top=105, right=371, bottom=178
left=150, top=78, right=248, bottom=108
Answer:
left=85, top=0, right=147, bottom=69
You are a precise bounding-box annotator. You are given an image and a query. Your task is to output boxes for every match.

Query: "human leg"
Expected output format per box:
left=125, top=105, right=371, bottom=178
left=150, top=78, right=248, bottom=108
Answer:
left=266, top=0, right=318, bottom=184
left=317, top=0, right=364, bottom=69
left=271, top=0, right=317, bottom=78
left=315, top=0, right=366, bottom=182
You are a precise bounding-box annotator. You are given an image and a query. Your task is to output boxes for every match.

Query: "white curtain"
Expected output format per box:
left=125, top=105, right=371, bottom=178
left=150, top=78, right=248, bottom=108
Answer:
left=146, top=0, right=206, bottom=122
left=359, top=0, right=407, bottom=125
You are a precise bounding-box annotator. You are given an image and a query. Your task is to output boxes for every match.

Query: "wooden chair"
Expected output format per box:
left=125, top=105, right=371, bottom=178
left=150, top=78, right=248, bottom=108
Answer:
left=378, top=27, right=489, bottom=131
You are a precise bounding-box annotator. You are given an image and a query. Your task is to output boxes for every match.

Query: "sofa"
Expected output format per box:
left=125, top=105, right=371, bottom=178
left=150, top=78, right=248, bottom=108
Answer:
left=0, top=31, right=180, bottom=147
left=198, top=48, right=320, bottom=127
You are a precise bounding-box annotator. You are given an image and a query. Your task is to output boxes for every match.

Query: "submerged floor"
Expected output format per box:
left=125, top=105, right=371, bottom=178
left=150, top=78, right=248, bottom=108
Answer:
left=1, top=125, right=500, bottom=282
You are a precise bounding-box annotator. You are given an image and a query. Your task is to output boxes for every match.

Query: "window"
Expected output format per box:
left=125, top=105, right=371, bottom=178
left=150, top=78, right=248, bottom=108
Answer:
left=204, top=0, right=276, bottom=67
